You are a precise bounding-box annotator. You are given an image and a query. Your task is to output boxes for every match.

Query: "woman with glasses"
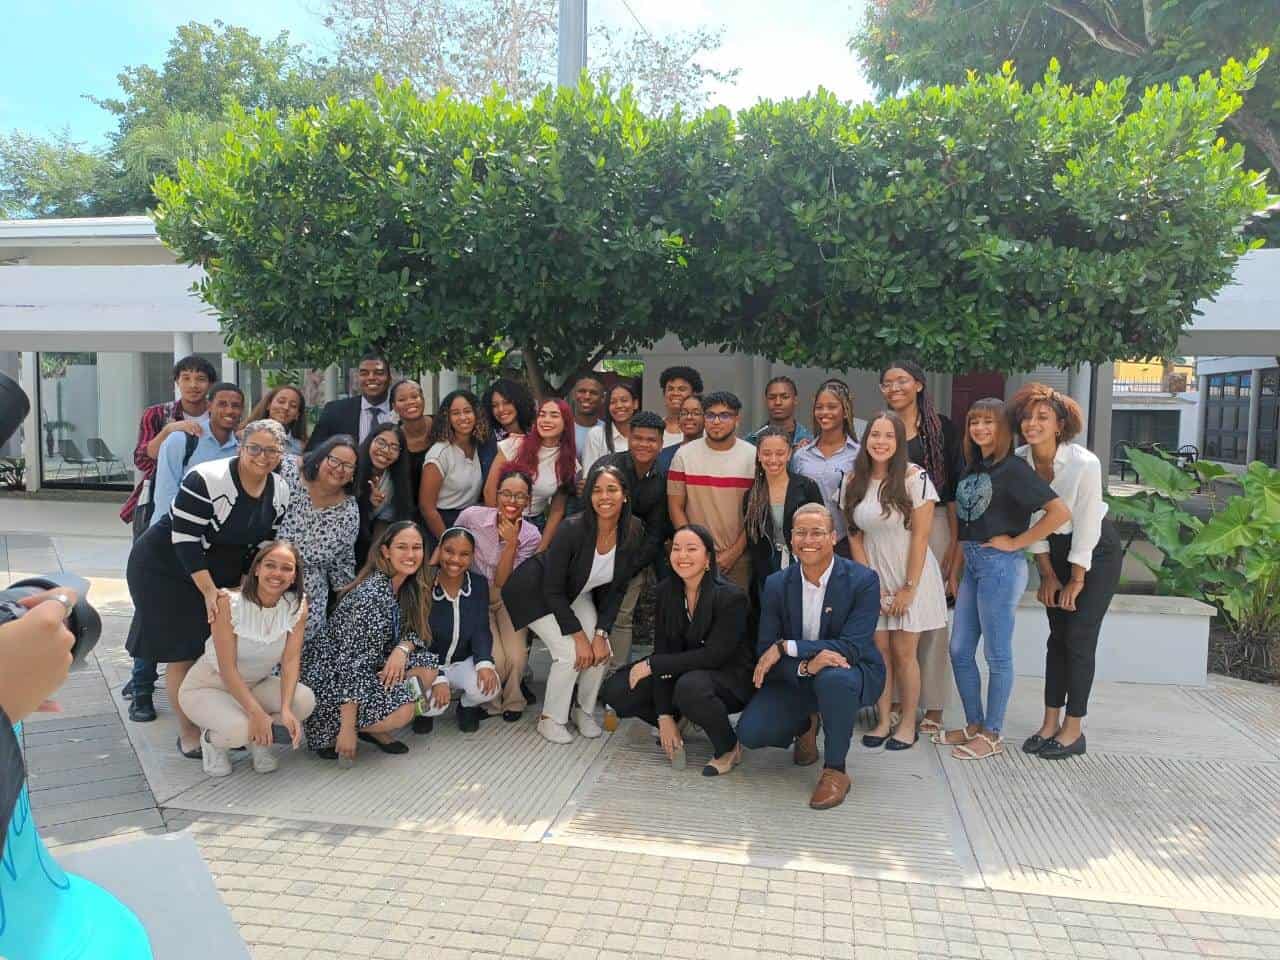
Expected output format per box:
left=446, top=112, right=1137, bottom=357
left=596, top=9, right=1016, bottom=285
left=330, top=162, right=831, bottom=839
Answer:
left=792, top=380, right=861, bottom=557
left=243, top=385, right=308, bottom=455
left=876, top=360, right=966, bottom=737
left=421, top=389, right=488, bottom=547
left=276, top=435, right=361, bottom=748
left=125, top=418, right=291, bottom=759
left=354, top=421, right=413, bottom=566
left=458, top=468, right=543, bottom=720
left=581, top=381, right=639, bottom=472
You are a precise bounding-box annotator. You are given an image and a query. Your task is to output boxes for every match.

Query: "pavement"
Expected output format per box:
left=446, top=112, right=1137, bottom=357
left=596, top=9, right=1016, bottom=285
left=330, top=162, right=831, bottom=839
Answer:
left=9, top=495, right=1280, bottom=959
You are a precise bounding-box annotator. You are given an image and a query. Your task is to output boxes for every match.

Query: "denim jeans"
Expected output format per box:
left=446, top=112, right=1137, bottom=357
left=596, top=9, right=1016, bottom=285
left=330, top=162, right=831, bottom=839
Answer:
left=949, top=542, right=1028, bottom=734
left=130, top=657, right=158, bottom=697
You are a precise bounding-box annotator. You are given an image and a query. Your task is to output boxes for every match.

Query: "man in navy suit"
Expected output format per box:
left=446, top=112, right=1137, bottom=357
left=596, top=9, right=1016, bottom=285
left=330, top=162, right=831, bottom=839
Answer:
left=305, top=351, right=392, bottom=451
left=737, top=503, right=884, bottom=809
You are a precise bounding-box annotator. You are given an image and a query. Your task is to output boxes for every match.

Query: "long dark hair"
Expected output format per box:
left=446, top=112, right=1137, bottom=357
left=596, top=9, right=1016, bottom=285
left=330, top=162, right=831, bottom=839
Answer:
left=240, top=540, right=305, bottom=607
left=603, top=381, right=640, bottom=454
left=844, top=411, right=916, bottom=533
left=670, top=523, right=720, bottom=583
left=480, top=378, right=535, bottom=438
left=340, top=520, right=433, bottom=643
left=354, top=421, right=412, bottom=521
left=429, top=389, right=489, bottom=449
left=245, top=385, right=308, bottom=447
left=880, top=359, right=948, bottom=491
left=744, top=426, right=792, bottom=543
left=581, top=461, right=643, bottom=550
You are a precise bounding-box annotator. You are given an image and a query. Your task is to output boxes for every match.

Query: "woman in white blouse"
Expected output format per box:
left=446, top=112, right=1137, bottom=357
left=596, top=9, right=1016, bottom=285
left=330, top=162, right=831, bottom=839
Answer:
left=1011, top=384, right=1122, bottom=761
left=420, top=389, right=487, bottom=546
left=179, top=540, right=315, bottom=777
left=581, top=381, right=639, bottom=472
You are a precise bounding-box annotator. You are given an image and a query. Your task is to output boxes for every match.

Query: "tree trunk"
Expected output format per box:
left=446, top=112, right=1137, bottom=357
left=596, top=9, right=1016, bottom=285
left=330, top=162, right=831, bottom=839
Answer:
left=1046, top=0, right=1149, bottom=57
left=522, top=340, right=550, bottom=404
left=1226, top=108, right=1280, bottom=186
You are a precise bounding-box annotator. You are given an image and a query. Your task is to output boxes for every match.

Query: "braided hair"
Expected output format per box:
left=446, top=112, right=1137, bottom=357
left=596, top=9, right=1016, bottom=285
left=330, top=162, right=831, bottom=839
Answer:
left=744, top=427, right=791, bottom=543
left=880, top=360, right=948, bottom=492
left=811, top=378, right=856, bottom=440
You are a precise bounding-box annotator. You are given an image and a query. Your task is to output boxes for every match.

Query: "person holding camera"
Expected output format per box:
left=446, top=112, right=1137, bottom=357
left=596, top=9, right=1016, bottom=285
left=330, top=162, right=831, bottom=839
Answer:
left=0, top=589, right=77, bottom=724
left=125, top=419, right=291, bottom=759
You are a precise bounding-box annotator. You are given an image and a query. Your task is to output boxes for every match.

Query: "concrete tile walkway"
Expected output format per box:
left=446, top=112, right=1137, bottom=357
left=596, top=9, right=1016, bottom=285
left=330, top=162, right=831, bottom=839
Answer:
left=9, top=496, right=1280, bottom=959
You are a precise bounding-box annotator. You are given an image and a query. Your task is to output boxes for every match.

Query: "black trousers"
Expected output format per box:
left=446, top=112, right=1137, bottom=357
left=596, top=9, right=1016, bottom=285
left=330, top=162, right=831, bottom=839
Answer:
left=602, top=662, right=752, bottom=757
left=1043, top=519, right=1122, bottom=717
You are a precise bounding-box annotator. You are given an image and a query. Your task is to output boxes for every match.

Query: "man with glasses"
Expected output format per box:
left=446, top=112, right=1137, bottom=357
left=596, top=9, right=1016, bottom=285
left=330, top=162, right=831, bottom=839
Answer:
left=737, top=503, right=883, bottom=810
left=657, top=394, right=704, bottom=474
left=748, top=376, right=813, bottom=449
left=667, top=391, right=756, bottom=590
left=307, top=351, right=392, bottom=450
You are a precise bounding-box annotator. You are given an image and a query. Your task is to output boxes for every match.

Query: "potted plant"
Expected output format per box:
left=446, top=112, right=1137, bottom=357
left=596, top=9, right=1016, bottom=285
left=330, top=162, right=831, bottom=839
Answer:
left=1106, top=448, right=1280, bottom=682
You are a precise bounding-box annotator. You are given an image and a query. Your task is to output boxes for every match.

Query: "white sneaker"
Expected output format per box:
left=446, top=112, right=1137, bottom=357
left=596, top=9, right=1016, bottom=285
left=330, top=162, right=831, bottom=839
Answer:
left=572, top=707, right=602, bottom=739
left=537, top=716, right=574, bottom=744
left=201, top=733, right=231, bottom=778
left=249, top=743, right=278, bottom=774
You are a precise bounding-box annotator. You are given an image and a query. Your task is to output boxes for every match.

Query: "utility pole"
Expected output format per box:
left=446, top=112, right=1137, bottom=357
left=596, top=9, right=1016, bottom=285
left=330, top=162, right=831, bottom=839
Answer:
left=558, top=0, right=587, bottom=87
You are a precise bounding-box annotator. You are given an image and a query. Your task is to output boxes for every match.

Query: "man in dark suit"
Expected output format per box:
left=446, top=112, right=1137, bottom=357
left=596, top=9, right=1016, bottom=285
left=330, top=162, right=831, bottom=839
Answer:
left=305, top=352, right=392, bottom=451
left=737, top=503, right=884, bottom=810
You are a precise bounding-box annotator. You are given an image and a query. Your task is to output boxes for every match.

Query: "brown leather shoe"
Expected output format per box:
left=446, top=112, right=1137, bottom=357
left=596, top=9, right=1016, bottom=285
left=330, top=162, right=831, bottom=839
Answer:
left=794, top=713, right=820, bottom=766
left=809, top=768, right=851, bottom=810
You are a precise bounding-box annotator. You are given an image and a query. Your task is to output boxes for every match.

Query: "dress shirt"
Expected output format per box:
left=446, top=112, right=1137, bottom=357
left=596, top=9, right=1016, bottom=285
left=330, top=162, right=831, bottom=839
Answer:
left=748, top=421, right=814, bottom=448
left=784, top=557, right=835, bottom=658
left=149, top=415, right=241, bottom=527
left=360, top=396, right=391, bottom=443
left=1016, top=442, right=1108, bottom=571
left=791, top=435, right=860, bottom=539
left=455, top=505, right=542, bottom=581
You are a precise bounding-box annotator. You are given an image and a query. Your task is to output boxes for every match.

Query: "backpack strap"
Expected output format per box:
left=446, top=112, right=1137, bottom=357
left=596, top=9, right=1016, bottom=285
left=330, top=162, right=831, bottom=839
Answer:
left=181, top=430, right=200, bottom=470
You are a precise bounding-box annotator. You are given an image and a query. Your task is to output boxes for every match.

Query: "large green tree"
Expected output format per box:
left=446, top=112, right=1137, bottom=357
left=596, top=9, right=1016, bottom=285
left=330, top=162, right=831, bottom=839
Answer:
left=851, top=1, right=1280, bottom=183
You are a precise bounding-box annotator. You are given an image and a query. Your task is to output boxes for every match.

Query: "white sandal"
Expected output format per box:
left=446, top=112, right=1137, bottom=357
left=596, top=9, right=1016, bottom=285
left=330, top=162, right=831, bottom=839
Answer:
left=952, top=732, right=1004, bottom=760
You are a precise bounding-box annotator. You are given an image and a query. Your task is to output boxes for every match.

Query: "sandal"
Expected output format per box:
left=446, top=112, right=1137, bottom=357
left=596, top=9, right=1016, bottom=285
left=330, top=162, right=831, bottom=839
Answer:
left=919, top=717, right=943, bottom=736
left=932, top=727, right=975, bottom=746
left=952, top=732, right=1003, bottom=761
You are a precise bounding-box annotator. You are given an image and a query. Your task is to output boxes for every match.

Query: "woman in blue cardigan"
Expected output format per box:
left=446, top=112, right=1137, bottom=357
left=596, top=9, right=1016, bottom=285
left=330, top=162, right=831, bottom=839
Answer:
left=413, top=526, right=500, bottom=734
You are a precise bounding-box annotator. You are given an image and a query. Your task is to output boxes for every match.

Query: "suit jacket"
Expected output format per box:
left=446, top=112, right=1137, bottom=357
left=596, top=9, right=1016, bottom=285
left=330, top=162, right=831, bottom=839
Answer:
left=648, top=577, right=753, bottom=715
left=757, top=556, right=883, bottom=702
left=502, top=513, right=645, bottom=636
left=306, top=396, right=363, bottom=452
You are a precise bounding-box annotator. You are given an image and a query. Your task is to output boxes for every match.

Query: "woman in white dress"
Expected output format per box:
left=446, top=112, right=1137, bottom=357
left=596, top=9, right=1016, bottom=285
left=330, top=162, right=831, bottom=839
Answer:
left=844, top=411, right=948, bottom=751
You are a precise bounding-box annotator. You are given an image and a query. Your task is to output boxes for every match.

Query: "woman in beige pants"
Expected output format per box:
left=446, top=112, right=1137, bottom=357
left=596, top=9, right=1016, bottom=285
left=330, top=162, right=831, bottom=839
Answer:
left=179, top=541, right=315, bottom=777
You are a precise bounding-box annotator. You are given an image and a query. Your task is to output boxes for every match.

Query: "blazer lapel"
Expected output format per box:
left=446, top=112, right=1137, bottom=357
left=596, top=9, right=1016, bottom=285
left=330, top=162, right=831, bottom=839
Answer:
left=786, top=565, right=804, bottom=642
left=818, top=563, right=840, bottom=640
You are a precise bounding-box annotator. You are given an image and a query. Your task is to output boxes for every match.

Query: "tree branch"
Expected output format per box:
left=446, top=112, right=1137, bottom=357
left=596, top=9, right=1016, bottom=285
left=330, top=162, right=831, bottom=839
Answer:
left=1046, top=0, right=1149, bottom=57
left=1226, top=108, right=1280, bottom=184
left=521, top=338, right=549, bottom=404
left=1141, top=0, right=1159, bottom=47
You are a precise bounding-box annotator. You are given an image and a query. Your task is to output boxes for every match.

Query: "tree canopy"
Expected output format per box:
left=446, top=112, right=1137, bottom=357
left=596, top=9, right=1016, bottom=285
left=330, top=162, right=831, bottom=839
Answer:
left=155, top=59, right=1269, bottom=386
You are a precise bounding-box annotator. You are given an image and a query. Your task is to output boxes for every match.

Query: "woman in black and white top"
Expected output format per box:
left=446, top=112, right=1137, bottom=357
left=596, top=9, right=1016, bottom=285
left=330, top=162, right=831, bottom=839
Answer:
left=503, top=462, right=645, bottom=744
left=1011, top=383, right=1121, bottom=760
left=126, top=418, right=290, bottom=759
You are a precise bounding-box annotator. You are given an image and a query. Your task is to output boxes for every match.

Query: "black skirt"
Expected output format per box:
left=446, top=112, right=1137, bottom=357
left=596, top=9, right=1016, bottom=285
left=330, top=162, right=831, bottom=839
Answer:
left=125, top=516, right=248, bottom=663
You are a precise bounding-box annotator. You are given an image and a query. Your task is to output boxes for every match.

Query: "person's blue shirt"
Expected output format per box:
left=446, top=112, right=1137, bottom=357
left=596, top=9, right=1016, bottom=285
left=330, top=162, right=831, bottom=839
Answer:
left=149, top=416, right=240, bottom=527
left=747, top=421, right=814, bottom=448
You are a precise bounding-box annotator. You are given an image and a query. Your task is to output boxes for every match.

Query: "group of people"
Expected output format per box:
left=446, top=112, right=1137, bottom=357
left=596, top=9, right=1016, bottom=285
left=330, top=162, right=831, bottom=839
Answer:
left=117, top=352, right=1119, bottom=810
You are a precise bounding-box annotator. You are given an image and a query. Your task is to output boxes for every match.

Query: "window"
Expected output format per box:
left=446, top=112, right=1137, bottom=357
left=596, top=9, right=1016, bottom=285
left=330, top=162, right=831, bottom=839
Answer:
left=1202, top=370, right=1253, bottom=465
left=1258, top=369, right=1280, bottom=467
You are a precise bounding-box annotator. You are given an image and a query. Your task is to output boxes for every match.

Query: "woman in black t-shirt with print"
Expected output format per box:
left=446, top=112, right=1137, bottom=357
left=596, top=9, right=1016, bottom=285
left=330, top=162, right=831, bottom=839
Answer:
left=933, top=398, right=1069, bottom=761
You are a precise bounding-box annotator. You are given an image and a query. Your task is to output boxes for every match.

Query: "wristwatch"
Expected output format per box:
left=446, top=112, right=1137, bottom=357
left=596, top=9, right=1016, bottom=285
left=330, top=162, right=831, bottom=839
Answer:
left=775, top=639, right=788, bottom=657
left=798, top=659, right=810, bottom=678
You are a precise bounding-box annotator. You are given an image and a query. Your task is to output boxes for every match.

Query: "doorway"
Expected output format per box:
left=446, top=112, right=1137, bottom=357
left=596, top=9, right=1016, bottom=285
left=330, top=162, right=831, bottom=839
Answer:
left=950, top=372, right=1006, bottom=427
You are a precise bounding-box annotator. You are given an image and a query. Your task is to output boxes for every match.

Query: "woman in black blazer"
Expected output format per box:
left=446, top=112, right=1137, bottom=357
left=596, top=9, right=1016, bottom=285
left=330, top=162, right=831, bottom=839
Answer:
left=503, top=462, right=645, bottom=745
left=743, top=427, right=823, bottom=603
left=602, top=524, right=754, bottom=777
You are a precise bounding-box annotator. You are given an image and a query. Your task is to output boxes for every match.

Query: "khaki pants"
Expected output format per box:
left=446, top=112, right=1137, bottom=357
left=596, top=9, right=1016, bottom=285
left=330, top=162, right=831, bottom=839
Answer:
left=723, top=552, right=751, bottom=592
left=178, top=659, right=316, bottom=749
left=485, top=595, right=529, bottom=714
left=609, top=568, right=653, bottom=669
left=915, top=510, right=955, bottom=712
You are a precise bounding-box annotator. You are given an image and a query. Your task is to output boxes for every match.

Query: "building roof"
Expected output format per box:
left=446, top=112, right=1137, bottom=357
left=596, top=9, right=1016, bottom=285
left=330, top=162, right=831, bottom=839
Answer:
left=0, top=216, right=161, bottom=247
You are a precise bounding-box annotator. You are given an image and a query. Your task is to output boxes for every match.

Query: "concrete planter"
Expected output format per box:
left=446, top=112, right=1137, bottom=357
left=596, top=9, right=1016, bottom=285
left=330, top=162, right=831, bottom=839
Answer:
left=1011, top=591, right=1214, bottom=687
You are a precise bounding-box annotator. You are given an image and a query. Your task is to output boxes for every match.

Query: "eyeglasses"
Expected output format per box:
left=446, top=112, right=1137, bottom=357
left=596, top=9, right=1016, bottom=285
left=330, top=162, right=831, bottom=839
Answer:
left=372, top=438, right=401, bottom=453
left=243, top=442, right=283, bottom=459
left=880, top=378, right=915, bottom=392
left=791, top=527, right=833, bottom=540
left=324, top=455, right=357, bottom=474
left=679, top=409, right=703, bottom=419
left=704, top=412, right=736, bottom=423
left=498, top=491, right=531, bottom=504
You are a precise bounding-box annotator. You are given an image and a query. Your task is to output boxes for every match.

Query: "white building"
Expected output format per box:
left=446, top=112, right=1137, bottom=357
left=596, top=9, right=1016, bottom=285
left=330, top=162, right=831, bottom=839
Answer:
left=2, top=216, right=1276, bottom=493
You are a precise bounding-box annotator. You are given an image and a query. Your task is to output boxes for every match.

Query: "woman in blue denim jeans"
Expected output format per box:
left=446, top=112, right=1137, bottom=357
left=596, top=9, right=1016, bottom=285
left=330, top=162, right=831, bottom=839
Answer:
left=934, top=398, right=1069, bottom=761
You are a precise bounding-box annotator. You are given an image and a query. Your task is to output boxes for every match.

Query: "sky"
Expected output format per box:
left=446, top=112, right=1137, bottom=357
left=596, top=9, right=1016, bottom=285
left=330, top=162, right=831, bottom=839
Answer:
left=0, top=0, right=874, bottom=147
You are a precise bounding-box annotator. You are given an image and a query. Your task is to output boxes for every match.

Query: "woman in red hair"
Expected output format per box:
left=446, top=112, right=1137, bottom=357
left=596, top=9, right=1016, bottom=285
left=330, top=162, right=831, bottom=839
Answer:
left=483, top=396, right=579, bottom=545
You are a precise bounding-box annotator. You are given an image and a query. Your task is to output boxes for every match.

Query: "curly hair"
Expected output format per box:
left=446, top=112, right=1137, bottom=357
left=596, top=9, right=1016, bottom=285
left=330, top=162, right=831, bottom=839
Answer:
left=429, top=389, right=489, bottom=448
left=480, top=378, right=535, bottom=437
left=1009, top=382, right=1084, bottom=443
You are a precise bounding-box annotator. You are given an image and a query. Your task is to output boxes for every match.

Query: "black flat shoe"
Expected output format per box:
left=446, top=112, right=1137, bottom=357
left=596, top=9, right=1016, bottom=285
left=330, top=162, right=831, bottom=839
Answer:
left=457, top=703, right=481, bottom=733
left=502, top=710, right=523, bottom=723
left=861, top=733, right=888, bottom=749
left=885, top=734, right=918, bottom=751
left=1022, top=733, right=1052, bottom=754
left=412, top=715, right=434, bottom=735
left=1039, top=735, right=1086, bottom=760
left=520, top=680, right=538, bottom=705
left=121, top=679, right=135, bottom=700
left=316, top=747, right=339, bottom=760
left=129, top=695, right=157, bottom=723
left=177, top=735, right=202, bottom=759
left=357, top=732, right=409, bottom=755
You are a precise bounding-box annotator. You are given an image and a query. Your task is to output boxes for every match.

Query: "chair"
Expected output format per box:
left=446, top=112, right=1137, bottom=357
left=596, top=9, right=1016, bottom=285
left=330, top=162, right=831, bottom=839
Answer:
left=87, top=437, right=125, bottom=480
left=57, top=438, right=98, bottom=481
left=1111, top=442, right=1133, bottom=483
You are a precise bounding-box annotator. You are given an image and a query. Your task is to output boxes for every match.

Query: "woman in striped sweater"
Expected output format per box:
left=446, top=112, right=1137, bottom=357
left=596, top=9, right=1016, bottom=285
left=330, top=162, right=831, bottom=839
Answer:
left=125, top=418, right=290, bottom=759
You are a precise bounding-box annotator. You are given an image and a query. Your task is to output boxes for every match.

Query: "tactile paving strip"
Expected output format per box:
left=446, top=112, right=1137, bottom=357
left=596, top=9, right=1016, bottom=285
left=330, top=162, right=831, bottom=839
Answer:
left=163, top=717, right=608, bottom=842
left=946, top=747, right=1280, bottom=918
left=1186, top=677, right=1280, bottom=761
left=544, top=722, right=982, bottom=887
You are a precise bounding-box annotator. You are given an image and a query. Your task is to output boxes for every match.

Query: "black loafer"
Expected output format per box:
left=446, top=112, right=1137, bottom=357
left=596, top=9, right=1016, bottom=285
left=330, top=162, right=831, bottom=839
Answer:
left=1022, top=733, right=1051, bottom=754
left=412, top=715, right=434, bottom=735
left=177, top=735, right=202, bottom=759
left=1039, top=735, right=1086, bottom=760
left=502, top=710, right=523, bottom=723
left=357, top=732, right=409, bottom=754
left=316, top=747, right=339, bottom=760
left=520, top=680, right=538, bottom=705
left=861, top=733, right=888, bottom=749
left=885, top=734, right=918, bottom=751
left=128, top=694, right=157, bottom=723
left=122, top=679, right=135, bottom=700
left=457, top=703, right=481, bottom=733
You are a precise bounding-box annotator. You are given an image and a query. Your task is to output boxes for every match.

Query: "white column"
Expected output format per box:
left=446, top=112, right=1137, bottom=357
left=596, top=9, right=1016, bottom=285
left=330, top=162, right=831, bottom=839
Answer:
left=1090, top=362, right=1114, bottom=478
left=97, top=353, right=145, bottom=485
left=18, top=351, right=40, bottom=492
left=324, top=364, right=340, bottom=402
left=750, top=357, right=771, bottom=430
left=221, top=354, right=238, bottom=385
left=437, top=369, right=459, bottom=397
left=1246, top=367, right=1263, bottom=463
left=419, top=371, right=437, bottom=411
left=173, top=332, right=194, bottom=361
